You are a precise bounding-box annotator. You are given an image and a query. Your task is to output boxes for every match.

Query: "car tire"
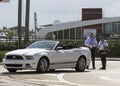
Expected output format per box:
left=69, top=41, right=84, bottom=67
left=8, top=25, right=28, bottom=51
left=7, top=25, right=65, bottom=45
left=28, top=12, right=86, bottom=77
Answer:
left=36, top=58, right=49, bottom=73
left=49, top=69, right=55, bottom=72
left=7, top=68, right=17, bottom=72
left=75, top=57, right=86, bottom=72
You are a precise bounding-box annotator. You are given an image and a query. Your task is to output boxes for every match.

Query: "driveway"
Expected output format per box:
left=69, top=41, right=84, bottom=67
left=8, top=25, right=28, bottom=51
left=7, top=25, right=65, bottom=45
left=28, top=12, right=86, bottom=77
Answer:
left=1, top=61, right=120, bottom=86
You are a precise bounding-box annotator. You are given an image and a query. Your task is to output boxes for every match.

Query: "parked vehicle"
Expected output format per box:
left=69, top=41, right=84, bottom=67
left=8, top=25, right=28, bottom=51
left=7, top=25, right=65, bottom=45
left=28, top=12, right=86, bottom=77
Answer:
left=3, top=40, right=91, bottom=73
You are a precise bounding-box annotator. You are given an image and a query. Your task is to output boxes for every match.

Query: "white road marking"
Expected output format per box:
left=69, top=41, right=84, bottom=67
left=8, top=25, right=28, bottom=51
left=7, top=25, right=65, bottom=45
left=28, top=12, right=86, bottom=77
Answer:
left=44, top=74, right=58, bottom=76
left=27, top=79, right=63, bottom=82
left=57, top=73, right=102, bottom=86
left=57, top=73, right=81, bottom=86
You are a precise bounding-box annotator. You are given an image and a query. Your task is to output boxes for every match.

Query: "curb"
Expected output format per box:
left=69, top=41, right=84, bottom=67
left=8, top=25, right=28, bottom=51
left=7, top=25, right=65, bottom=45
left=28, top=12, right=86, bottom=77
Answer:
left=96, top=58, right=120, bottom=61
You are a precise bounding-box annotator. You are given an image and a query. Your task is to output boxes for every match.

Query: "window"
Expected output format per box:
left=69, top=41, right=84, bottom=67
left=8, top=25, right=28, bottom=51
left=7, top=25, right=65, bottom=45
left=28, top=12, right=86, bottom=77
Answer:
left=70, top=28, right=75, bottom=39
left=76, top=27, right=81, bottom=39
left=58, top=30, right=63, bottom=39
left=112, top=22, right=117, bottom=33
left=64, top=29, right=69, bottom=39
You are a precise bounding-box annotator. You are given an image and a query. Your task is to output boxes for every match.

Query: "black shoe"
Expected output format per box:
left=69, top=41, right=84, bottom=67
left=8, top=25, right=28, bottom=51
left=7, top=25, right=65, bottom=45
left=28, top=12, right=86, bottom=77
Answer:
left=86, top=66, right=89, bottom=69
left=100, top=67, right=106, bottom=70
left=92, top=67, right=96, bottom=69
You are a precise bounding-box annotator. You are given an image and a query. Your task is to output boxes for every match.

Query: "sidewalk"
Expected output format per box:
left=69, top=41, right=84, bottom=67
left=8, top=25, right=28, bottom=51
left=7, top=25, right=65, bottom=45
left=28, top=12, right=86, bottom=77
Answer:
left=96, top=57, right=120, bottom=61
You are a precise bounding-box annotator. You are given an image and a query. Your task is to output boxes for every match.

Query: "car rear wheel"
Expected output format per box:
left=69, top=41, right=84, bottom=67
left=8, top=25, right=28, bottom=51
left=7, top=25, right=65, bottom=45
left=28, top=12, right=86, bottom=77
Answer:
left=49, top=69, right=55, bottom=72
left=7, top=68, right=17, bottom=72
left=36, top=58, right=48, bottom=73
left=75, top=57, right=86, bottom=72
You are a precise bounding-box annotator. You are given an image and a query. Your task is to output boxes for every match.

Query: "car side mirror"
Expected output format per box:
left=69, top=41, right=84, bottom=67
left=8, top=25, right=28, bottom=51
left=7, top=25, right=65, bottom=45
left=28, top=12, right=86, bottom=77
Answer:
left=56, top=46, right=63, bottom=51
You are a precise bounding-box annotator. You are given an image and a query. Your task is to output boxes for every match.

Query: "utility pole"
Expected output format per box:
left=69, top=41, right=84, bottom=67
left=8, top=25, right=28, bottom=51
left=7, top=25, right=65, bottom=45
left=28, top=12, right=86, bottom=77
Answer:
left=34, top=12, right=38, bottom=41
left=24, top=0, right=30, bottom=42
left=18, top=0, right=22, bottom=48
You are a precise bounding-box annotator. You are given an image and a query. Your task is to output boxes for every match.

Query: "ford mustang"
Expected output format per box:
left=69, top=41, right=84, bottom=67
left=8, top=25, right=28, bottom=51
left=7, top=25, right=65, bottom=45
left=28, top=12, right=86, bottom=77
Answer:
left=3, top=41, right=91, bottom=73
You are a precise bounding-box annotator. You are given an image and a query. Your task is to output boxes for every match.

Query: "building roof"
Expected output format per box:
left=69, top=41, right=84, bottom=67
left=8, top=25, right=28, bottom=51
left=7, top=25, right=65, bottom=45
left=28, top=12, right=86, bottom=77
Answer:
left=38, top=17, right=120, bottom=38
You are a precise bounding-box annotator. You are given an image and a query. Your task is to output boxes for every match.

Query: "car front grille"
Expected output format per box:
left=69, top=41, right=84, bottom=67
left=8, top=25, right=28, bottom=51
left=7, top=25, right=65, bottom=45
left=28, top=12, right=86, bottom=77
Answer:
left=5, top=64, right=22, bottom=67
left=6, top=55, right=24, bottom=60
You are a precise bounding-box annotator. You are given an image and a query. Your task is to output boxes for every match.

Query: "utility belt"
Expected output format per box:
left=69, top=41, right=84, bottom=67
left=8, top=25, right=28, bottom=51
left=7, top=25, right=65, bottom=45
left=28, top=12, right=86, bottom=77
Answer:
left=89, top=47, right=96, bottom=50
left=100, top=50, right=107, bottom=55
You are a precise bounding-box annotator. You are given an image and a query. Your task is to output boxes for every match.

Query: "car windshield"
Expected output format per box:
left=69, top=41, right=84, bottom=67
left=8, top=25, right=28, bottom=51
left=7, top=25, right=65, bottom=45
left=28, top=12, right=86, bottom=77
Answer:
left=27, top=41, right=57, bottom=50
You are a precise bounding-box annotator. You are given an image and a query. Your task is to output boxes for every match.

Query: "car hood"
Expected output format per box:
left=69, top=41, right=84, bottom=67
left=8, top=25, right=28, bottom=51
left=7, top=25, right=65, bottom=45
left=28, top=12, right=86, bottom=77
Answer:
left=5, top=48, right=49, bottom=56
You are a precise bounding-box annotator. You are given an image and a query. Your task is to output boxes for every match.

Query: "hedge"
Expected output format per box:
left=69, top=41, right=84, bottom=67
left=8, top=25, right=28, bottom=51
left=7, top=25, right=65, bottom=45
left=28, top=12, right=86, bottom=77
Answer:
left=0, top=41, right=33, bottom=62
left=0, top=51, right=9, bottom=62
left=0, top=41, right=33, bottom=51
left=0, top=40, right=120, bottom=62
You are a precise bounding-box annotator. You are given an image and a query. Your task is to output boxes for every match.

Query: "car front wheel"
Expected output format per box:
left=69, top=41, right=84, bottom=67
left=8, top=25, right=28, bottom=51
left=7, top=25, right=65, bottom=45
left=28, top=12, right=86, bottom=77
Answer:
left=36, top=58, right=48, bottom=73
left=75, top=57, right=86, bottom=72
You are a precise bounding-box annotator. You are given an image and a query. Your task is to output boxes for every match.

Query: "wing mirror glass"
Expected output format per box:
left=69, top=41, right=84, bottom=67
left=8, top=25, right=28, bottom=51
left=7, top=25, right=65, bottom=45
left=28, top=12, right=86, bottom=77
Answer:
left=56, top=46, right=63, bottom=51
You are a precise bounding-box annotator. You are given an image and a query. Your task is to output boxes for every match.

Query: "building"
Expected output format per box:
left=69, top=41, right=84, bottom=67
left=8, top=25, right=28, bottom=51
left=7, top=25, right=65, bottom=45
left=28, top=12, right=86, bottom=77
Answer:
left=37, top=8, right=120, bottom=40
left=0, top=31, right=7, bottom=42
left=8, top=26, right=25, bottom=38
left=8, top=26, right=36, bottom=41
left=82, top=8, right=102, bottom=38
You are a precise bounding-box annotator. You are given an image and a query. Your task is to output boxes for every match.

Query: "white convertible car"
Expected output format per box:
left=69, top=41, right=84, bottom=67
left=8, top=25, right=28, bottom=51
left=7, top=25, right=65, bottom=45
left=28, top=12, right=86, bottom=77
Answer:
left=3, top=41, right=91, bottom=73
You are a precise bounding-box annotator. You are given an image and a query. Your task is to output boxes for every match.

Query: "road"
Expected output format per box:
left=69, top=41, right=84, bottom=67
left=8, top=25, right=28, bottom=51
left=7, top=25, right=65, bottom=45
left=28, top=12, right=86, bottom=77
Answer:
left=0, top=61, right=120, bottom=86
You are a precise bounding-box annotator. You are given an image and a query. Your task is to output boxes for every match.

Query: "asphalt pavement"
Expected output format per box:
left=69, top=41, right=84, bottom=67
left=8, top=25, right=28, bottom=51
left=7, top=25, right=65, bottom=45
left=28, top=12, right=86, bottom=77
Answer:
left=1, top=61, right=120, bottom=86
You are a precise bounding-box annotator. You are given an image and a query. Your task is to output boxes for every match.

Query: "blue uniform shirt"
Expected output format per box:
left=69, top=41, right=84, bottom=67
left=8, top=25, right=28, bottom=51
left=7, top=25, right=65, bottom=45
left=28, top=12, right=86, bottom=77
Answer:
left=85, top=37, right=98, bottom=49
left=98, top=40, right=108, bottom=50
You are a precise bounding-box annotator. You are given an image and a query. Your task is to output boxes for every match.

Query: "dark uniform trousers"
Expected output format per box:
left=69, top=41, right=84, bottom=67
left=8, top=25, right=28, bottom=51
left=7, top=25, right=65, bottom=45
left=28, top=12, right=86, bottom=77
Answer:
left=100, top=50, right=106, bottom=69
left=90, top=47, right=96, bottom=69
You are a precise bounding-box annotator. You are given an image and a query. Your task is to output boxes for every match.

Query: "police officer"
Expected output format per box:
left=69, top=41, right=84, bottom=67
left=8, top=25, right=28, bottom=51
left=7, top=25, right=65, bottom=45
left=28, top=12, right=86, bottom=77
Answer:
left=85, top=33, right=97, bottom=69
left=98, top=35, right=108, bottom=70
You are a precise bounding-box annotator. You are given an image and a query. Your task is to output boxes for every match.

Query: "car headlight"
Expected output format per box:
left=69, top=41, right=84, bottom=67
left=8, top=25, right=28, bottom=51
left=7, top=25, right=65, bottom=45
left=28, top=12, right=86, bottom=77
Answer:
left=25, top=56, right=34, bottom=60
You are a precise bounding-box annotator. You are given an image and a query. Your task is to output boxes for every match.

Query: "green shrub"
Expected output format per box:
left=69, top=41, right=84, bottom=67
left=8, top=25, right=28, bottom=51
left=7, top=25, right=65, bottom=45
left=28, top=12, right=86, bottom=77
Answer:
left=107, top=42, right=120, bottom=57
left=0, top=40, right=120, bottom=62
left=0, top=41, right=33, bottom=51
left=60, top=40, right=83, bottom=46
left=0, top=51, right=9, bottom=62
left=0, top=41, right=33, bottom=62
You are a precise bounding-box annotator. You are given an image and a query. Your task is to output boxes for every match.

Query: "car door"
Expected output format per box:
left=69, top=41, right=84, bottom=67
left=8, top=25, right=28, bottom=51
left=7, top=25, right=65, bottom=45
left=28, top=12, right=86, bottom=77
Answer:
left=48, top=49, right=66, bottom=64
left=48, top=49, right=74, bottom=64
left=60, top=49, right=74, bottom=62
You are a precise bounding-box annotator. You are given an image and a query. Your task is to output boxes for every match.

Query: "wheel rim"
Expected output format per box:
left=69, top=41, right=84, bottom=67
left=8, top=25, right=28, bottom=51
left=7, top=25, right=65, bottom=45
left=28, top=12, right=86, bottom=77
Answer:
left=78, top=58, right=86, bottom=70
left=39, top=59, right=48, bottom=72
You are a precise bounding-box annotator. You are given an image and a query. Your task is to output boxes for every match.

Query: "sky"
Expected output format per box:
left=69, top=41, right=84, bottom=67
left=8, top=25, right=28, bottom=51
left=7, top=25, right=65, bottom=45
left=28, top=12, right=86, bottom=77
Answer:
left=0, top=0, right=120, bottom=30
